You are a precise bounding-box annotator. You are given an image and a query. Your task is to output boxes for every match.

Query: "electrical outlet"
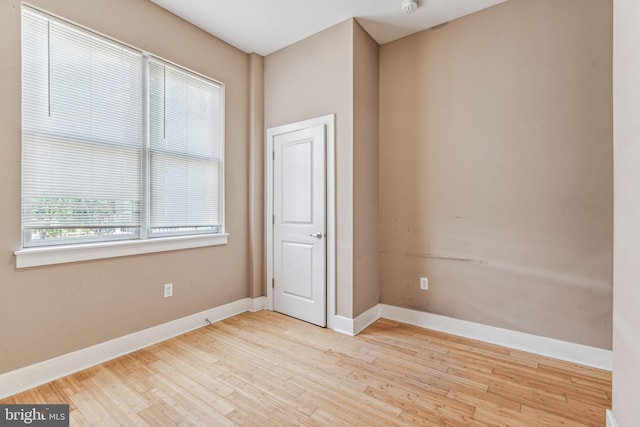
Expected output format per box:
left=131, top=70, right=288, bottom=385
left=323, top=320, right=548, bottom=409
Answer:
left=164, top=283, right=173, bottom=298
left=420, top=277, right=429, bottom=290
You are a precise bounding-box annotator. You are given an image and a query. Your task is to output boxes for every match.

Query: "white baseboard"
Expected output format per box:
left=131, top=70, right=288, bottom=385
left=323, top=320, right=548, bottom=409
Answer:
left=331, top=304, right=380, bottom=336
left=379, top=304, right=612, bottom=371
left=606, top=409, right=620, bottom=427
left=251, top=296, right=267, bottom=312
left=0, top=297, right=264, bottom=400
left=354, top=304, right=381, bottom=335
left=332, top=315, right=355, bottom=336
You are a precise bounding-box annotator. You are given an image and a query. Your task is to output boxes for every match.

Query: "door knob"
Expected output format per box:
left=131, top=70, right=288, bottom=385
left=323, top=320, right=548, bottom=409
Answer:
left=309, top=232, right=323, bottom=239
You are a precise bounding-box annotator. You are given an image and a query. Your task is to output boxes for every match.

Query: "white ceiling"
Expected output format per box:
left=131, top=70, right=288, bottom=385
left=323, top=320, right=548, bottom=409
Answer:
left=149, top=0, right=508, bottom=56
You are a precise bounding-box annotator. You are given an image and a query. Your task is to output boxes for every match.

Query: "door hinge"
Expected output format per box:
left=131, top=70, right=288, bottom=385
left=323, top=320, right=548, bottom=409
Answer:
left=272, top=215, right=275, bottom=225
left=272, top=151, right=275, bottom=160
left=272, top=278, right=275, bottom=288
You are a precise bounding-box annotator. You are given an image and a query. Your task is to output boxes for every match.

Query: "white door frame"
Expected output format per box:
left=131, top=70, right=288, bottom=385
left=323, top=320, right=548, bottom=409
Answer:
left=266, top=114, right=336, bottom=329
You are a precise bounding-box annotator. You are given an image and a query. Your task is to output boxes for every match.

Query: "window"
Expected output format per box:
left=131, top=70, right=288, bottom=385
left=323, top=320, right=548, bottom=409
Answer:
left=148, top=60, right=223, bottom=238
left=21, top=7, right=224, bottom=252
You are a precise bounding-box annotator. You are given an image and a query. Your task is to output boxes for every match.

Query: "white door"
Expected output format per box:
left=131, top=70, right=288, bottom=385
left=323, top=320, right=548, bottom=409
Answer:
left=273, top=124, right=326, bottom=326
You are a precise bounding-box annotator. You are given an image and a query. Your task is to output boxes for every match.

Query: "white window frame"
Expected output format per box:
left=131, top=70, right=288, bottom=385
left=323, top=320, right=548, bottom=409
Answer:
left=15, top=5, right=228, bottom=268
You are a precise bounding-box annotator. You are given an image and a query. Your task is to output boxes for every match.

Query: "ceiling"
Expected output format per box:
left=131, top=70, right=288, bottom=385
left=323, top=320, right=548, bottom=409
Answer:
left=149, top=0, right=508, bottom=56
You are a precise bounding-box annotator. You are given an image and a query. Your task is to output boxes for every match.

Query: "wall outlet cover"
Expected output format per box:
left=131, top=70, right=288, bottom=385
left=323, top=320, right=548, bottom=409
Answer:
left=164, top=283, right=173, bottom=298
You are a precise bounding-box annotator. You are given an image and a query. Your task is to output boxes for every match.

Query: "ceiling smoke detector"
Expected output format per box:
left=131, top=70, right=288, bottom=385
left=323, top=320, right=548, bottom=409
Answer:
left=401, top=0, right=418, bottom=13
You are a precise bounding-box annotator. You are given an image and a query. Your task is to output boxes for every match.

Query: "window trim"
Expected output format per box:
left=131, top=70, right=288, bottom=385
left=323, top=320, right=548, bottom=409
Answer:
left=19, top=5, right=227, bottom=264
left=14, top=233, right=229, bottom=268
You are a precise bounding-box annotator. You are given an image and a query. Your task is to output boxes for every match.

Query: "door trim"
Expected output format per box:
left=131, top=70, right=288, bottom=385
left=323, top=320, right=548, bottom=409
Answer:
left=266, top=114, right=336, bottom=329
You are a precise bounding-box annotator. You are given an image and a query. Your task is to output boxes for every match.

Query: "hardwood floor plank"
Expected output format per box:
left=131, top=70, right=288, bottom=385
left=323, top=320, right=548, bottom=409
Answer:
left=445, top=388, right=522, bottom=413
left=1, top=311, right=611, bottom=426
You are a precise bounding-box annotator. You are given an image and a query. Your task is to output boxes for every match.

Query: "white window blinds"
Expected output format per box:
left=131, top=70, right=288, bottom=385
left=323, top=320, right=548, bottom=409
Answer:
left=21, top=7, right=224, bottom=248
left=149, top=60, right=223, bottom=236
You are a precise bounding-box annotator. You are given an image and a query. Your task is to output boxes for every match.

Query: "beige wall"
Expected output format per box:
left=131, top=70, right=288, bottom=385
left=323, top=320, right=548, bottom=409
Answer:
left=352, top=21, right=380, bottom=317
left=265, top=20, right=355, bottom=317
left=0, top=0, right=251, bottom=374
left=379, top=0, right=613, bottom=348
left=612, top=0, right=640, bottom=424
left=248, top=53, right=265, bottom=298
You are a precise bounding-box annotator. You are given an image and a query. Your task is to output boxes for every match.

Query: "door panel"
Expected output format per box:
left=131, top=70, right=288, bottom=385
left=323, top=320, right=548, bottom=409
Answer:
left=281, top=241, right=314, bottom=300
left=273, top=124, right=326, bottom=326
left=282, top=140, right=313, bottom=224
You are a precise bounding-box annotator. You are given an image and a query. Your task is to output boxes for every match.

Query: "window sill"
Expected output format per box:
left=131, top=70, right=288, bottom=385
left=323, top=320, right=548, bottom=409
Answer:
left=14, top=233, right=229, bottom=268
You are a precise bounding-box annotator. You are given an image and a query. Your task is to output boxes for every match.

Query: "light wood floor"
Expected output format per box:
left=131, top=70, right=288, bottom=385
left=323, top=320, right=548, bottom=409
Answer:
left=2, top=311, right=611, bottom=426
